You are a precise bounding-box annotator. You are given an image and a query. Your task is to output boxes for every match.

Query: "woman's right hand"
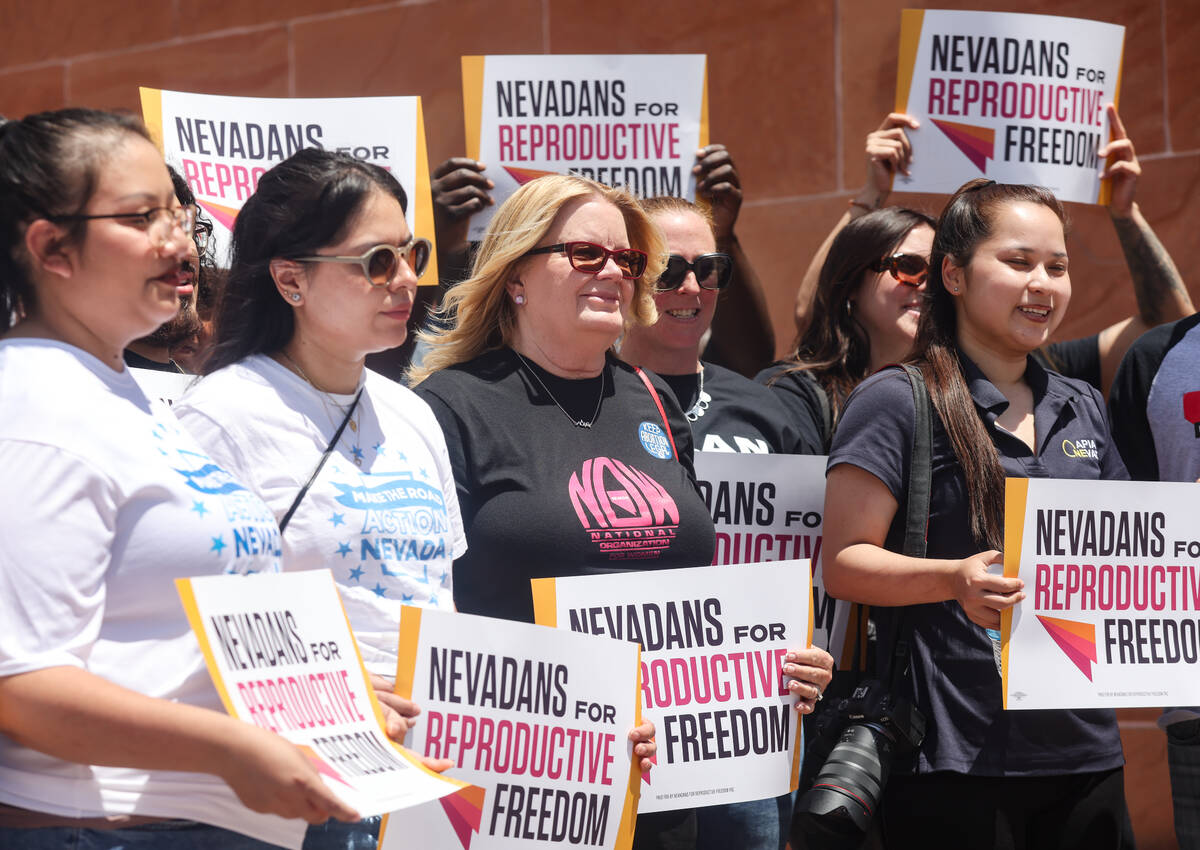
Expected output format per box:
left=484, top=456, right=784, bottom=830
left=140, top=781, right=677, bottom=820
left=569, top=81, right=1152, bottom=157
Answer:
left=951, top=549, right=1025, bottom=630
left=219, top=723, right=361, bottom=825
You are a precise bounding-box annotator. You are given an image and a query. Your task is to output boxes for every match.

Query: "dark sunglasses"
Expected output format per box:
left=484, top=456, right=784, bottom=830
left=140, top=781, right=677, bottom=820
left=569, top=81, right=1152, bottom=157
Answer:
left=656, top=252, right=733, bottom=291
left=525, top=241, right=648, bottom=279
left=296, top=238, right=431, bottom=285
left=871, top=253, right=928, bottom=286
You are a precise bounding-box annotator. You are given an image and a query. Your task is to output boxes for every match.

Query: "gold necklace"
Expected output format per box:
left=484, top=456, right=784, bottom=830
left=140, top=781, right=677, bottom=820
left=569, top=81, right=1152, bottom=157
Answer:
left=278, top=351, right=364, bottom=466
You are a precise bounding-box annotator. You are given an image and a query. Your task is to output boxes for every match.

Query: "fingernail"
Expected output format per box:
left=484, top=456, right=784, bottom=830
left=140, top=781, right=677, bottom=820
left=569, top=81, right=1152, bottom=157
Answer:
left=486, top=180, right=495, bottom=188
left=476, top=161, right=486, bottom=169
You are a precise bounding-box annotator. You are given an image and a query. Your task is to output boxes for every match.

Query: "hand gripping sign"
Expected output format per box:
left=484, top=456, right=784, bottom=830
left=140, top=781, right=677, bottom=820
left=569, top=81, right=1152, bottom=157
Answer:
left=140, top=87, right=438, bottom=277
left=382, top=607, right=642, bottom=850
left=532, top=561, right=812, bottom=813
left=176, top=570, right=468, bottom=849
left=893, top=10, right=1124, bottom=203
left=1003, top=478, right=1200, bottom=709
left=461, top=54, right=708, bottom=241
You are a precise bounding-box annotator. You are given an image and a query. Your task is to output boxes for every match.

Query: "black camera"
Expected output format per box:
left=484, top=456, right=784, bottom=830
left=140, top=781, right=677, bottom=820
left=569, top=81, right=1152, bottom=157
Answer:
left=793, top=679, right=925, bottom=845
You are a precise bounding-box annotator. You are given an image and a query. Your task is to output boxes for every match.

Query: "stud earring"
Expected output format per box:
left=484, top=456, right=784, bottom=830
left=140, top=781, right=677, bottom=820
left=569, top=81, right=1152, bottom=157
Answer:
left=289, top=293, right=301, bottom=302
left=514, top=294, right=525, bottom=305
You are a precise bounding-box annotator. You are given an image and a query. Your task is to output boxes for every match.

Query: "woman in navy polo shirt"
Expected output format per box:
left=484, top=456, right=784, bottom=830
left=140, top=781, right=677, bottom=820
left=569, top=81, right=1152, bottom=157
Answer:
left=822, top=179, right=1131, bottom=847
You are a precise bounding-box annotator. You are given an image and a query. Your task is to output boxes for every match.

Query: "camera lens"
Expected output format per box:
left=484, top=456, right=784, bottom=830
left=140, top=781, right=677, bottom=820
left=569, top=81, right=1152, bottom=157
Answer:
left=795, top=722, right=895, bottom=836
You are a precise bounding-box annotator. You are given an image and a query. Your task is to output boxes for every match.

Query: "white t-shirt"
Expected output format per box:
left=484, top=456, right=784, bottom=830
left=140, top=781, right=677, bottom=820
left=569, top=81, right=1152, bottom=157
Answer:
left=175, top=354, right=465, bottom=677
left=0, top=340, right=300, bottom=847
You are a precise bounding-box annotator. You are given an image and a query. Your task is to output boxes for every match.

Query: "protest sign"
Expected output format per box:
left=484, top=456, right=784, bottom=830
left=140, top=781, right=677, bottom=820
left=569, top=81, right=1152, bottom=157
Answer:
left=140, top=88, right=438, bottom=278
left=461, top=54, right=708, bottom=240
left=176, top=569, right=466, bottom=836
left=694, top=452, right=851, bottom=664
left=383, top=607, right=641, bottom=850
left=893, top=10, right=1125, bottom=203
left=1003, top=478, right=1200, bottom=709
left=533, top=561, right=810, bottom=813
left=130, top=367, right=193, bottom=406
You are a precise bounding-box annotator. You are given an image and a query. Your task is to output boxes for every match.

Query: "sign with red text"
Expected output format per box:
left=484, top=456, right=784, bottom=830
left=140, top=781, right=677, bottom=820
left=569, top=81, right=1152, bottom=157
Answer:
left=462, top=54, right=708, bottom=240
left=176, top=570, right=466, bottom=829
left=140, top=88, right=438, bottom=279
left=1002, top=478, right=1200, bottom=709
left=694, top=452, right=852, bottom=665
left=385, top=607, right=641, bottom=850
left=893, top=10, right=1124, bottom=203
left=533, top=561, right=811, bottom=813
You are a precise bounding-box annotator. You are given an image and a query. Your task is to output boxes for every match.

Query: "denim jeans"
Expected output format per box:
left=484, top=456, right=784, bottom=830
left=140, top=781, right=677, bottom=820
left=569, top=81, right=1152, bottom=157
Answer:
left=1168, top=718, right=1200, bottom=849
left=0, top=820, right=285, bottom=850
left=694, top=793, right=793, bottom=850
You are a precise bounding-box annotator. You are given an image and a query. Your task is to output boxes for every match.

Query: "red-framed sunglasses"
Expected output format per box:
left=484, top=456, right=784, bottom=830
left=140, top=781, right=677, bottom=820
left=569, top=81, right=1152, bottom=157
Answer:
left=524, top=241, right=648, bottom=279
left=871, top=253, right=929, bottom=286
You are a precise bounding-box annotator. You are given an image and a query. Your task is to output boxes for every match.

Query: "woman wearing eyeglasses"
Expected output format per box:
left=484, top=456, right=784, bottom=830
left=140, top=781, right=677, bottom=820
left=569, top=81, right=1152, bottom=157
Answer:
left=409, top=174, right=701, bottom=846
left=620, top=196, right=818, bottom=456
left=0, top=110, right=358, bottom=849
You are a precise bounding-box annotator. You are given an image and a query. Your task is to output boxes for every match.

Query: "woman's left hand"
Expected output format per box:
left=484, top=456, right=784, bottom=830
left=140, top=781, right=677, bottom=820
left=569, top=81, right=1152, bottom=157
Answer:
left=783, top=647, right=835, bottom=714
left=629, top=720, right=657, bottom=773
left=369, top=673, right=422, bottom=742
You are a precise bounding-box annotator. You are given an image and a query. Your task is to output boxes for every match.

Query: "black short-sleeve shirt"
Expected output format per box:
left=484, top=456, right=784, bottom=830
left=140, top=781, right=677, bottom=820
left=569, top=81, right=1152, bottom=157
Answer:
left=827, top=355, right=1127, bottom=777
left=658, top=362, right=819, bottom=455
left=415, top=348, right=717, bottom=623
left=754, top=362, right=830, bottom=452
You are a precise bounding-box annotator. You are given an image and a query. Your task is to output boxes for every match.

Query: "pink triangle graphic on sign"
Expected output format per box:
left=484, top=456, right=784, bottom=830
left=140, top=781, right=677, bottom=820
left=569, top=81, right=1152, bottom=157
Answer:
left=931, top=118, right=996, bottom=173
left=439, top=785, right=486, bottom=850
left=1036, top=615, right=1097, bottom=681
left=197, top=199, right=240, bottom=232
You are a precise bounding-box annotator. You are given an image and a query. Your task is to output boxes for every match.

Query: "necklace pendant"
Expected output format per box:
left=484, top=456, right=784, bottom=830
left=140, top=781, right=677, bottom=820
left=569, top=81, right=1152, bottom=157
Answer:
left=576, top=420, right=592, bottom=429
left=354, top=456, right=363, bottom=467
left=348, top=420, right=357, bottom=432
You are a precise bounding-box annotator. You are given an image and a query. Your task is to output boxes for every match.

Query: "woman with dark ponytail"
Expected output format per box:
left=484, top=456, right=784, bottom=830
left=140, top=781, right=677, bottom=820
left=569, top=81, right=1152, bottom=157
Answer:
left=821, top=179, right=1132, bottom=847
left=0, top=110, right=356, bottom=849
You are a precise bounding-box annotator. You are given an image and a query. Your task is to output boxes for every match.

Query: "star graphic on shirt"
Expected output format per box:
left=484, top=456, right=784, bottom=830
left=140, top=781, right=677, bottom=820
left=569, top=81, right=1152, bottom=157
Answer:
left=439, top=569, right=449, bottom=587
left=191, top=500, right=209, bottom=518
left=328, top=513, right=346, bottom=527
left=372, top=443, right=384, bottom=455
left=371, top=583, right=387, bottom=598
left=336, top=542, right=352, bottom=558
left=401, top=593, right=415, bottom=603
left=418, top=467, right=429, bottom=480
left=429, top=594, right=440, bottom=606
left=210, top=535, right=227, bottom=554
left=348, top=565, right=365, bottom=582
left=393, top=450, right=407, bottom=461
left=351, top=446, right=365, bottom=463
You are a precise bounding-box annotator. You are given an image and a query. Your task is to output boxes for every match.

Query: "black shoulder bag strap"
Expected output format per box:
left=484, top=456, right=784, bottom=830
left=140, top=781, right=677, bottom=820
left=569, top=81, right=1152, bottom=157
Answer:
left=887, top=364, right=934, bottom=690
left=279, top=389, right=363, bottom=535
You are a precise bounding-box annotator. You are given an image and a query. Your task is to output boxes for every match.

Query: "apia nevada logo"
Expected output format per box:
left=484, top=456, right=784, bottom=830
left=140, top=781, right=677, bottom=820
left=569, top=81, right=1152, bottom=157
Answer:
left=1036, top=614, right=1097, bottom=680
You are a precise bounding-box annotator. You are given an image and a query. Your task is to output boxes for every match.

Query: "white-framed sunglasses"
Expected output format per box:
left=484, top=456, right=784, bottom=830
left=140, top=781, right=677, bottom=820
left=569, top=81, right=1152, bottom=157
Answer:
left=295, top=237, right=431, bottom=285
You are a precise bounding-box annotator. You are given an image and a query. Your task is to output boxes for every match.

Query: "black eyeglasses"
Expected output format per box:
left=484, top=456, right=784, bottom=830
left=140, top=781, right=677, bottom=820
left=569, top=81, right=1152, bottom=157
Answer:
left=871, top=253, right=928, bottom=286
left=524, top=241, right=648, bottom=280
left=295, top=238, right=431, bottom=285
left=656, top=252, right=734, bottom=291
left=193, top=219, right=214, bottom=254
left=46, top=205, right=197, bottom=249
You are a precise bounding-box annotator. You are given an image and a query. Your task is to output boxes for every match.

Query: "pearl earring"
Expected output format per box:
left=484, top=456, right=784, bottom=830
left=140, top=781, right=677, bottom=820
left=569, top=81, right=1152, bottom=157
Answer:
left=290, top=293, right=301, bottom=302
left=514, top=294, right=525, bottom=305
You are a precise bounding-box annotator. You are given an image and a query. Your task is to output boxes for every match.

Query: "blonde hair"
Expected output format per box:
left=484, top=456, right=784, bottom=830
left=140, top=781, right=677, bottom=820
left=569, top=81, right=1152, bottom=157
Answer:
left=408, top=174, right=666, bottom=384
left=640, top=195, right=715, bottom=236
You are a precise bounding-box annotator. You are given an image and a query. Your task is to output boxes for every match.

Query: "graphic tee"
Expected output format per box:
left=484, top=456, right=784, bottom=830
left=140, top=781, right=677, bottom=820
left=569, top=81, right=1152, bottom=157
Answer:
left=659, top=361, right=817, bottom=454
left=175, top=354, right=465, bottom=676
left=415, top=348, right=717, bottom=623
left=0, top=340, right=286, bottom=838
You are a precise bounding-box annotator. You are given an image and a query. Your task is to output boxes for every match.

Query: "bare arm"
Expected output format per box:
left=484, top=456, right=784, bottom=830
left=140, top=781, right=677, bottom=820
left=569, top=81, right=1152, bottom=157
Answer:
left=822, top=463, right=1024, bottom=630
left=1094, top=105, right=1193, bottom=395
left=795, top=114, right=920, bottom=335
left=0, top=666, right=359, bottom=824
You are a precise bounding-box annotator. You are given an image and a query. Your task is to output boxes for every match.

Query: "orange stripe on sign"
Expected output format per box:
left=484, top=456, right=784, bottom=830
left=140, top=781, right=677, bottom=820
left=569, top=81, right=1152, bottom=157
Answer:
left=461, top=56, right=486, bottom=162
left=895, top=9, right=926, bottom=114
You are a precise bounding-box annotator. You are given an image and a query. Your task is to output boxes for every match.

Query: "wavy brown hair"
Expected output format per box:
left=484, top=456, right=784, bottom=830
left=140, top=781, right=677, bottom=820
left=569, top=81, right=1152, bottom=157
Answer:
left=912, top=178, right=1068, bottom=550
left=777, top=207, right=935, bottom=425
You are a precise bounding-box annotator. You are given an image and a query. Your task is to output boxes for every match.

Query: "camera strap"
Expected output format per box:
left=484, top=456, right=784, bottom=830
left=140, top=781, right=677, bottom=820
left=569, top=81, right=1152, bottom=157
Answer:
left=886, top=365, right=933, bottom=691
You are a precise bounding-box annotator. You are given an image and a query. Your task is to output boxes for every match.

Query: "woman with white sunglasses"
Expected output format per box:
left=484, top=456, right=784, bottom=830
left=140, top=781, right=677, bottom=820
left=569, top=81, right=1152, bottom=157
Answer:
left=175, top=149, right=461, bottom=816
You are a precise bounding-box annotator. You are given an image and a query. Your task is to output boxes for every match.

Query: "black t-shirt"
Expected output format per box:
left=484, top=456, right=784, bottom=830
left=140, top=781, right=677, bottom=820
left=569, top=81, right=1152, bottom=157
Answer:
left=658, top=362, right=818, bottom=454
left=754, top=362, right=831, bottom=452
left=123, top=350, right=180, bottom=373
left=828, top=355, right=1127, bottom=777
left=1035, top=333, right=1102, bottom=392
left=415, top=348, right=717, bottom=623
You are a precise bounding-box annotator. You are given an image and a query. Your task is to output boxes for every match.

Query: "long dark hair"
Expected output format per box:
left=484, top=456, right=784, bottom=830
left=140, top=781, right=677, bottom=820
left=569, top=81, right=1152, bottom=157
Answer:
left=203, top=148, right=408, bottom=374
left=779, top=207, right=935, bottom=425
left=0, top=108, right=150, bottom=332
left=913, top=178, right=1068, bottom=550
